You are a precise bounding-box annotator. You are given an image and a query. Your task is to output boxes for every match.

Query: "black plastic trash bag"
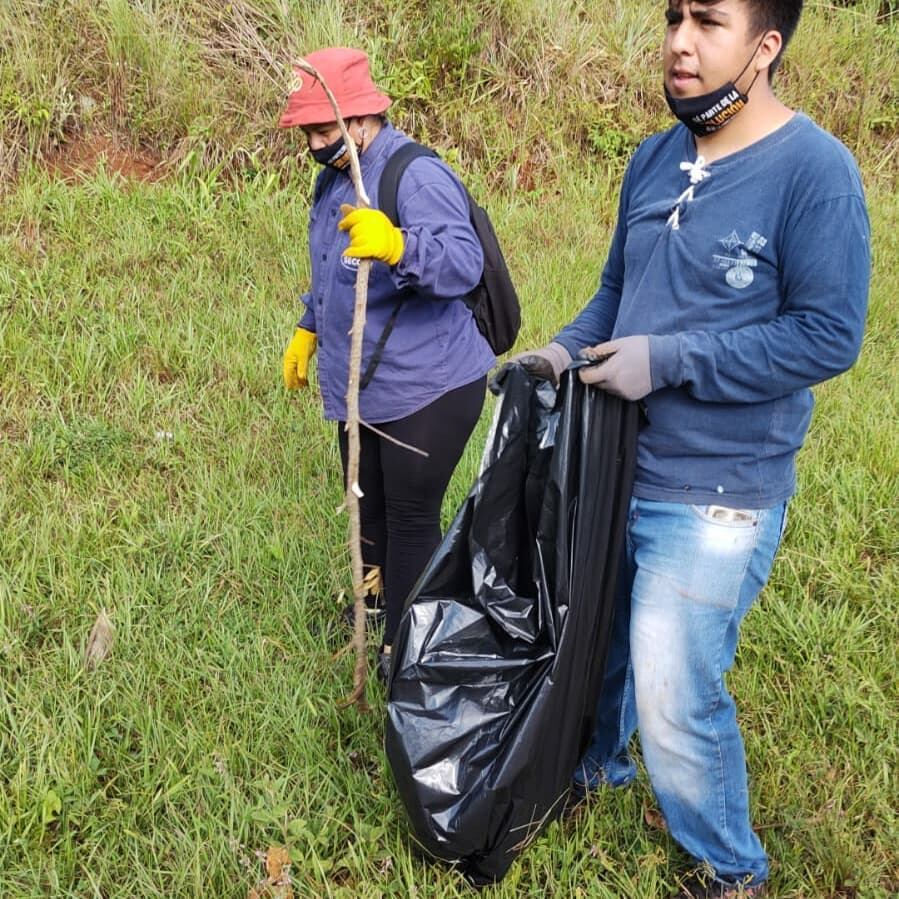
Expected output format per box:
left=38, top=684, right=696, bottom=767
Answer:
left=385, top=364, right=641, bottom=885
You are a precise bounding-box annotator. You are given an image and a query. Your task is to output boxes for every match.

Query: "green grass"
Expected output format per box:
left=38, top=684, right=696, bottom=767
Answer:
left=1, top=0, right=898, bottom=896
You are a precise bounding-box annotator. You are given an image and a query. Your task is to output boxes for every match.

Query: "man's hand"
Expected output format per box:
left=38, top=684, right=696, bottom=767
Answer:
left=578, top=335, right=652, bottom=400
left=283, top=327, right=317, bottom=389
left=338, top=204, right=404, bottom=265
left=491, top=341, right=573, bottom=390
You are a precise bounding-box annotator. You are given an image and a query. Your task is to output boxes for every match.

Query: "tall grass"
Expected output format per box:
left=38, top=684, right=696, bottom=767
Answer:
left=1, top=1, right=897, bottom=896
left=1, top=1, right=897, bottom=184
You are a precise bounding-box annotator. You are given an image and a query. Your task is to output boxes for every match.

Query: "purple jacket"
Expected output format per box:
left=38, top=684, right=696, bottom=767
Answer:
left=298, top=123, right=495, bottom=422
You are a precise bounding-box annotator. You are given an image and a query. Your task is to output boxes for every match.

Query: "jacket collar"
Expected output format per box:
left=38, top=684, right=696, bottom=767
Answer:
left=357, top=120, right=395, bottom=176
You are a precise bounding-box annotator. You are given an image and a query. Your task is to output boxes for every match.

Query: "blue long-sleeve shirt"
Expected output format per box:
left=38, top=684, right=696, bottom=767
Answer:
left=299, top=122, right=495, bottom=422
left=556, top=113, right=870, bottom=507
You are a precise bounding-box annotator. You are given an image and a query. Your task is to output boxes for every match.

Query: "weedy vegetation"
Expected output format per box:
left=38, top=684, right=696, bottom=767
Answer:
left=1, top=1, right=897, bottom=896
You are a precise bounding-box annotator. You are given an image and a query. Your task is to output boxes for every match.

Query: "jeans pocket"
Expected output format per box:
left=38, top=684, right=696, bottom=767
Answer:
left=691, top=504, right=761, bottom=527
left=678, top=506, right=764, bottom=609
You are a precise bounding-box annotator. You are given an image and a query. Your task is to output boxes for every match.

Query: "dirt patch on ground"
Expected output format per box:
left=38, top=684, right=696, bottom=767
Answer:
left=46, top=133, right=165, bottom=183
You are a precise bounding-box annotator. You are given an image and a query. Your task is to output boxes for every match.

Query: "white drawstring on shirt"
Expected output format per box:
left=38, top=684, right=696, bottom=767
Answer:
left=668, top=155, right=710, bottom=231
left=681, top=155, right=711, bottom=185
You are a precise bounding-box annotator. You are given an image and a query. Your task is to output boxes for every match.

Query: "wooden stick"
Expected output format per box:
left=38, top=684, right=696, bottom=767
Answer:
left=292, top=57, right=371, bottom=710
left=361, top=420, right=429, bottom=457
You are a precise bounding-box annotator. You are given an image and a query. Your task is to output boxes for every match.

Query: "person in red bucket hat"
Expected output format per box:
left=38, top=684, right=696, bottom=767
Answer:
left=279, top=48, right=495, bottom=681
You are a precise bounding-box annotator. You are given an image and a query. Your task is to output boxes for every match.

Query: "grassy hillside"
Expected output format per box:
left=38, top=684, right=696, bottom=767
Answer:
left=1, top=1, right=897, bottom=897
left=1, top=0, right=897, bottom=185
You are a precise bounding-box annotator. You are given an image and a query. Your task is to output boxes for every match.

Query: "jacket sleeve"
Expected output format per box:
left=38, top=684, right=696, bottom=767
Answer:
left=650, top=194, right=871, bottom=402
left=296, top=291, right=316, bottom=331
left=389, top=158, right=484, bottom=300
left=554, top=162, right=633, bottom=356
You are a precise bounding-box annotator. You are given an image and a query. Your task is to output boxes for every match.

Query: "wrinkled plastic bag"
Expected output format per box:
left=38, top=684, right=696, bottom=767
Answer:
left=385, top=364, right=640, bottom=885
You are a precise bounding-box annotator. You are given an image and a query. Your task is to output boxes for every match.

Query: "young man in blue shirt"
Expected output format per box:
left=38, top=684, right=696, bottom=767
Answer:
left=516, top=1, right=870, bottom=895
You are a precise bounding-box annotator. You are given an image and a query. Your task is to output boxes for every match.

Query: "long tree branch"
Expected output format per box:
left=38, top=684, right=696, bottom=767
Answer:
left=292, top=57, right=371, bottom=710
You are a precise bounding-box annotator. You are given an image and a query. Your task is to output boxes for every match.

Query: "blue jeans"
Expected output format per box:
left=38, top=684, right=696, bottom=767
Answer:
left=574, top=497, right=788, bottom=886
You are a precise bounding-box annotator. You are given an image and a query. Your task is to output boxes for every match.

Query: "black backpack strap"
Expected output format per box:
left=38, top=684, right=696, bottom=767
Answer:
left=361, top=142, right=439, bottom=390
left=359, top=296, right=405, bottom=390
left=378, top=142, right=439, bottom=226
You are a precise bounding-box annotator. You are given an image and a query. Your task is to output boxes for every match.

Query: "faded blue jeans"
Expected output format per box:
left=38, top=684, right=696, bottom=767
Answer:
left=574, top=497, right=788, bottom=886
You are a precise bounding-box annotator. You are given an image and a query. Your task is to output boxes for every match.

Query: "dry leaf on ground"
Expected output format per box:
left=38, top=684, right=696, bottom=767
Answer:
left=84, top=609, right=114, bottom=669
left=361, top=565, right=382, bottom=596
left=643, top=802, right=668, bottom=832
left=247, top=846, right=293, bottom=899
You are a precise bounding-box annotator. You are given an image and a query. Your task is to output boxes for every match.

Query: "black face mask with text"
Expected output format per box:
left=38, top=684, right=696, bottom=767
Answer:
left=309, top=122, right=364, bottom=170
left=665, top=41, right=763, bottom=137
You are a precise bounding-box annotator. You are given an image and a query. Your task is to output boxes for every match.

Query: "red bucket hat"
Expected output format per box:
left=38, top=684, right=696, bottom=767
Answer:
left=279, top=48, right=391, bottom=129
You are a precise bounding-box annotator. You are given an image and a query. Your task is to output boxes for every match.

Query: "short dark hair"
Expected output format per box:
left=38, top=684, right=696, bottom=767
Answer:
left=673, top=1, right=805, bottom=79
left=743, top=0, right=804, bottom=77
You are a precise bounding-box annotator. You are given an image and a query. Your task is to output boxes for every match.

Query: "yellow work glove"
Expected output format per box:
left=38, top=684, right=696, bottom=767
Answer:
left=338, top=204, right=404, bottom=266
left=282, top=327, right=317, bottom=390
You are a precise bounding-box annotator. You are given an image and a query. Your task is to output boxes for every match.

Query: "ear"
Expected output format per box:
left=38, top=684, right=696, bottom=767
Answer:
left=754, top=29, right=783, bottom=75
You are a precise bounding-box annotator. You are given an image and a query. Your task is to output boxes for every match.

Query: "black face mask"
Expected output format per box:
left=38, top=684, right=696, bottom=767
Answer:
left=309, top=122, right=365, bottom=170
left=665, top=41, right=763, bottom=137
left=310, top=135, right=353, bottom=169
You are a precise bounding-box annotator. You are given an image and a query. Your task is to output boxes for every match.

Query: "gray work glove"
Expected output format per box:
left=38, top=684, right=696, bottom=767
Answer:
left=502, top=341, right=572, bottom=386
left=578, top=335, right=652, bottom=400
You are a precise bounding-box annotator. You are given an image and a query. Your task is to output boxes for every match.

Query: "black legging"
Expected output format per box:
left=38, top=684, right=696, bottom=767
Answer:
left=338, top=376, right=486, bottom=644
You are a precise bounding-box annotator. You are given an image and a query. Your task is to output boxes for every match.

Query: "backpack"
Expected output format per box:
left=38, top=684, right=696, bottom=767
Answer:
left=315, top=143, right=521, bottom=389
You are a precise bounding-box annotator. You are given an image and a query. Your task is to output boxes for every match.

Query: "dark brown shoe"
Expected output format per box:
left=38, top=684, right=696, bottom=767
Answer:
left=673, top=876, right=766, bottom=898
left=341, top=596, right=385, bottom=631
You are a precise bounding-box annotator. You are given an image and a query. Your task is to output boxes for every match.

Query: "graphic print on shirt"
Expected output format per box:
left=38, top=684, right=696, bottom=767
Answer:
left=341, top=253, right=361, bottom=272
left=712, top=230, right=767, bottom=289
